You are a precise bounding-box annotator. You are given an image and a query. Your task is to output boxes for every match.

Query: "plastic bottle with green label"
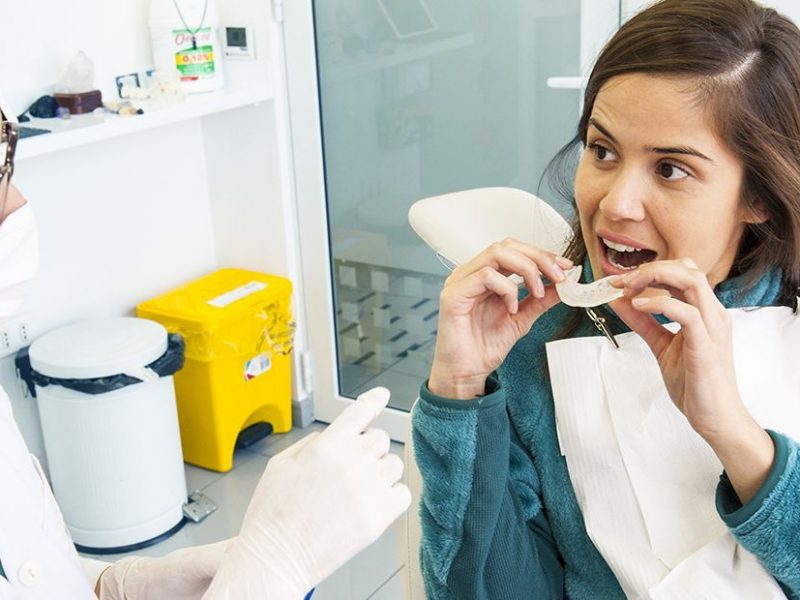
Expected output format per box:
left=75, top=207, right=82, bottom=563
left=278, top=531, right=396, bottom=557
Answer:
left=149, top=0, right=225, bottom=93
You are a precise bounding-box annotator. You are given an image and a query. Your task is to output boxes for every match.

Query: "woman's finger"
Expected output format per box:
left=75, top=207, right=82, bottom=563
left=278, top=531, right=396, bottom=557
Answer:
left=620, top=259, right=725, bottom=333
left=443, top=265, right=523, bottom=314
left=458, top=245, right=547, bottom=298
left=449, top=239, right=570, bottom=294
left=627, top=293, right=712, bottom=350
left=610, top=297, right=675, bottom=358
left=490, top=238, right=572, bottom=283
left=516, top=284, right=562, bottom=326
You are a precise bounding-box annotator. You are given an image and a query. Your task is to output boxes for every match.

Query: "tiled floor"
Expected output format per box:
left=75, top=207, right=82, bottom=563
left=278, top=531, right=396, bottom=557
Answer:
left=79, top=424, right=407, bottom=599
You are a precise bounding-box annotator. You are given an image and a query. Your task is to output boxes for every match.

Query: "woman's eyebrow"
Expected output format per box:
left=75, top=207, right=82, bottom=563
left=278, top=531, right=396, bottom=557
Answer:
left=647, top=145, right=714, bottom=162
left=588, top=118, right=617, bottom=143
left=588, top=117, right=714, bottom=163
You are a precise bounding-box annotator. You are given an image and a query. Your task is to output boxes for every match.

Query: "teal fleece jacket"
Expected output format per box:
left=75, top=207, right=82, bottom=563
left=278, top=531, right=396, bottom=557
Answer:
left=413, top=268, right=800, bottom=599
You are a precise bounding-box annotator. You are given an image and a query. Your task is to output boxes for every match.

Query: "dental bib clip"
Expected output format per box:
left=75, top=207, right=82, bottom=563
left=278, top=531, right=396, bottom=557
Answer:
left=556, top=266, right=622, bottom=349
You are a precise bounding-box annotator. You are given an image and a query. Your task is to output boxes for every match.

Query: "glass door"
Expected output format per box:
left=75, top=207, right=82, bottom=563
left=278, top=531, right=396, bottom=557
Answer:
left=283, top=0, right=621, bottom=439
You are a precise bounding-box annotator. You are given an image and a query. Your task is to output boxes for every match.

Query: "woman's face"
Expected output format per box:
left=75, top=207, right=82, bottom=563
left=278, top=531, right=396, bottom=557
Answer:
left=574, top=73, right=761, bottom=287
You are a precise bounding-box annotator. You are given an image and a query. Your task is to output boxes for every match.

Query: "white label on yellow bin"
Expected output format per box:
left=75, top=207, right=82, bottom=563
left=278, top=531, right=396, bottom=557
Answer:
left=245, top=353, right=272, bottom=381
left=208, top=281, right=268, bottom=308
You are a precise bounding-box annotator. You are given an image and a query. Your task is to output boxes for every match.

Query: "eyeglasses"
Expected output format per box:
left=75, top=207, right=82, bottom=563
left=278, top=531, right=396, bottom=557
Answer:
left=0, top=121, right=19, bottom=222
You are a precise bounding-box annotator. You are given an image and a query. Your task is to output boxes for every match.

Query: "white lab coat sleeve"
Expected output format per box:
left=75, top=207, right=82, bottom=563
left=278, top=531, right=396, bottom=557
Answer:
left=0, top=387, right=97, bottom=598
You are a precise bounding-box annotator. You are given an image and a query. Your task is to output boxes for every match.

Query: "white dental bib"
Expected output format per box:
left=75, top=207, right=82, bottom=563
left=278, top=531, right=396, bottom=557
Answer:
left=546, top=306, right=799, bottom=599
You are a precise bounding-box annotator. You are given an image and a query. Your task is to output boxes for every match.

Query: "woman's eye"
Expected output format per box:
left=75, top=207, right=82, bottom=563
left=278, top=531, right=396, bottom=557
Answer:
left=657, top=161, right=690, bottom=181
left=589, top=143, right=616, bottom=162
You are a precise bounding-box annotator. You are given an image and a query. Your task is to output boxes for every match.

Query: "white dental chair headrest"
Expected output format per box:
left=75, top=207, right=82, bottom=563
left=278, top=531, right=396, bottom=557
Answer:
left=408, top=187, right=573, bottom=269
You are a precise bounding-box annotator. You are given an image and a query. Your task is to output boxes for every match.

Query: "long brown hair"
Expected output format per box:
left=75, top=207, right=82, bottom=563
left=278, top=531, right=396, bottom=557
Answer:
left=547, top=0, right=800, bottom=308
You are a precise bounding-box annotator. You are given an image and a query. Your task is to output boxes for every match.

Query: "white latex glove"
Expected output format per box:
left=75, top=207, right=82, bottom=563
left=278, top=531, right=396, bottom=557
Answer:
left=98, top=538, right=233, bottom=600
left=203, top=386, right=411, bottom=600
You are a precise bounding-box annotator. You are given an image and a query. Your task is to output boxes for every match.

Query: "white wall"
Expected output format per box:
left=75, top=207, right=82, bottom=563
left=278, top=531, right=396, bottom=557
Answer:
left=1, top=0, right=273, bottom=115
left=203, top=102, right=289, bottom=273
left=2, top=0, right=153, bottom=110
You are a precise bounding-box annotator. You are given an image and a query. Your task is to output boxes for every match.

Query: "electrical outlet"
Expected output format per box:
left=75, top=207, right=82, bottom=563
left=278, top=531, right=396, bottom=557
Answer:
left=0, top=320, right=32, bottom=358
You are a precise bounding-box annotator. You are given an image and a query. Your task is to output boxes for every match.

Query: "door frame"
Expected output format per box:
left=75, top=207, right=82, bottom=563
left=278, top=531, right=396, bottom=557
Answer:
left=282, top=0, right=412, bottom=440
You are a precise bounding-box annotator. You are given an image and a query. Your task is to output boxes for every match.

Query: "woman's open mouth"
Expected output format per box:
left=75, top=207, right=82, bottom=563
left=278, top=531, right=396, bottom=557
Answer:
left=600, top=237, right=657, bottom=271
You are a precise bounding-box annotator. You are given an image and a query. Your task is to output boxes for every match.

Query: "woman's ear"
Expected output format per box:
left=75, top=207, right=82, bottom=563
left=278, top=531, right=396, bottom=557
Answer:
left=741, top=197, right=768, bottom=225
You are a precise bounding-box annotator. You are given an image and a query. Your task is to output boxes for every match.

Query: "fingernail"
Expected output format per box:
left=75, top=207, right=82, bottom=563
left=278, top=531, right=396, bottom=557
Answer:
left=552, top=266, right=565, bottom=282
left=535, top=278, right=545, bottom=298
left=631, top=297, right=649, bottom=307
left=555, top=256, right=573, bottom=269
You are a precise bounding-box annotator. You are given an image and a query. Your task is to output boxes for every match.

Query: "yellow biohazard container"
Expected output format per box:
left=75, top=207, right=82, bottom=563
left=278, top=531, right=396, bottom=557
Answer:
left=137, top=269, right=293, bottom=472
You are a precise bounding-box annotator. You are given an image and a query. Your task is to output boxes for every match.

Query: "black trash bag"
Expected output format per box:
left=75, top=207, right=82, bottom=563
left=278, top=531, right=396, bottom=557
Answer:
left=26, top=96, right=59, bottom=119
left=16, top=333, right=185, bottom=397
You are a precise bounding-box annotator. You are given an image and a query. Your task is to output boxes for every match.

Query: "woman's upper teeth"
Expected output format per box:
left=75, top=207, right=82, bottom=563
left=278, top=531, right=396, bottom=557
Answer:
left=602, top=238, right=641, bottom=252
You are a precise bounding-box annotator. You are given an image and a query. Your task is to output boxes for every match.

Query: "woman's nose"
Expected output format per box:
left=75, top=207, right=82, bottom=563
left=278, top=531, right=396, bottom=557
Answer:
left=598, top=167, right=647, bottom=222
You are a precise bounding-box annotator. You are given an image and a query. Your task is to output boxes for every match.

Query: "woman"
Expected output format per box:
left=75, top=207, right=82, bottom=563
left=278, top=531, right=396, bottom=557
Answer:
left=414, top=0, right=800, bottom=598
left=0, top=118, right=410, bottom=598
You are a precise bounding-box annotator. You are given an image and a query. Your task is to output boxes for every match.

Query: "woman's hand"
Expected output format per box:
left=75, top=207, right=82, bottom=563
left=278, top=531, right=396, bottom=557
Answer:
left=610, top=258, right=742, bottom=435
left=429, top=239, right=571, bottom=399
left=611, top=258, right=774, bottom=502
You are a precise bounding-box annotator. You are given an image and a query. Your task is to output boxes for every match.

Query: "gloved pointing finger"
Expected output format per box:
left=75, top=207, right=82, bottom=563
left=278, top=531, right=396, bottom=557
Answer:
left=327, top=386, right=391, bottom=435
left=202, top=385, right=411, bottom=600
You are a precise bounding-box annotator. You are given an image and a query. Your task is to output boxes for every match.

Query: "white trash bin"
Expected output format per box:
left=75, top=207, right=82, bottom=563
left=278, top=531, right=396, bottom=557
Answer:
left=29, top=317, right=188, bottom=553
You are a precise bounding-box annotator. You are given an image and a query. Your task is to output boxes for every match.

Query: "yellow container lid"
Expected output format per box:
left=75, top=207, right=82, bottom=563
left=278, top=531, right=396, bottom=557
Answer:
left=138, top=269, right=293, bottom=331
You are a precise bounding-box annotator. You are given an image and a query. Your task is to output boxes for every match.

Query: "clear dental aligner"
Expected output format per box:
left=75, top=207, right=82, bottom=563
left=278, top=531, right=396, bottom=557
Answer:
left=556, top=266, right=624, bottom=308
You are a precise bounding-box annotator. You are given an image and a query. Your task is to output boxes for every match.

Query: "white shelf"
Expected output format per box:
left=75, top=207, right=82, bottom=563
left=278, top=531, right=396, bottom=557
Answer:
left=16, top=81, right=274, bottom=161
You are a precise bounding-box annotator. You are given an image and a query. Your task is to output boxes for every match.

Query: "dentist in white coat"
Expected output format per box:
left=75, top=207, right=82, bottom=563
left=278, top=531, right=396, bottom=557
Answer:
left=0, top=117, right=411, bottom=599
